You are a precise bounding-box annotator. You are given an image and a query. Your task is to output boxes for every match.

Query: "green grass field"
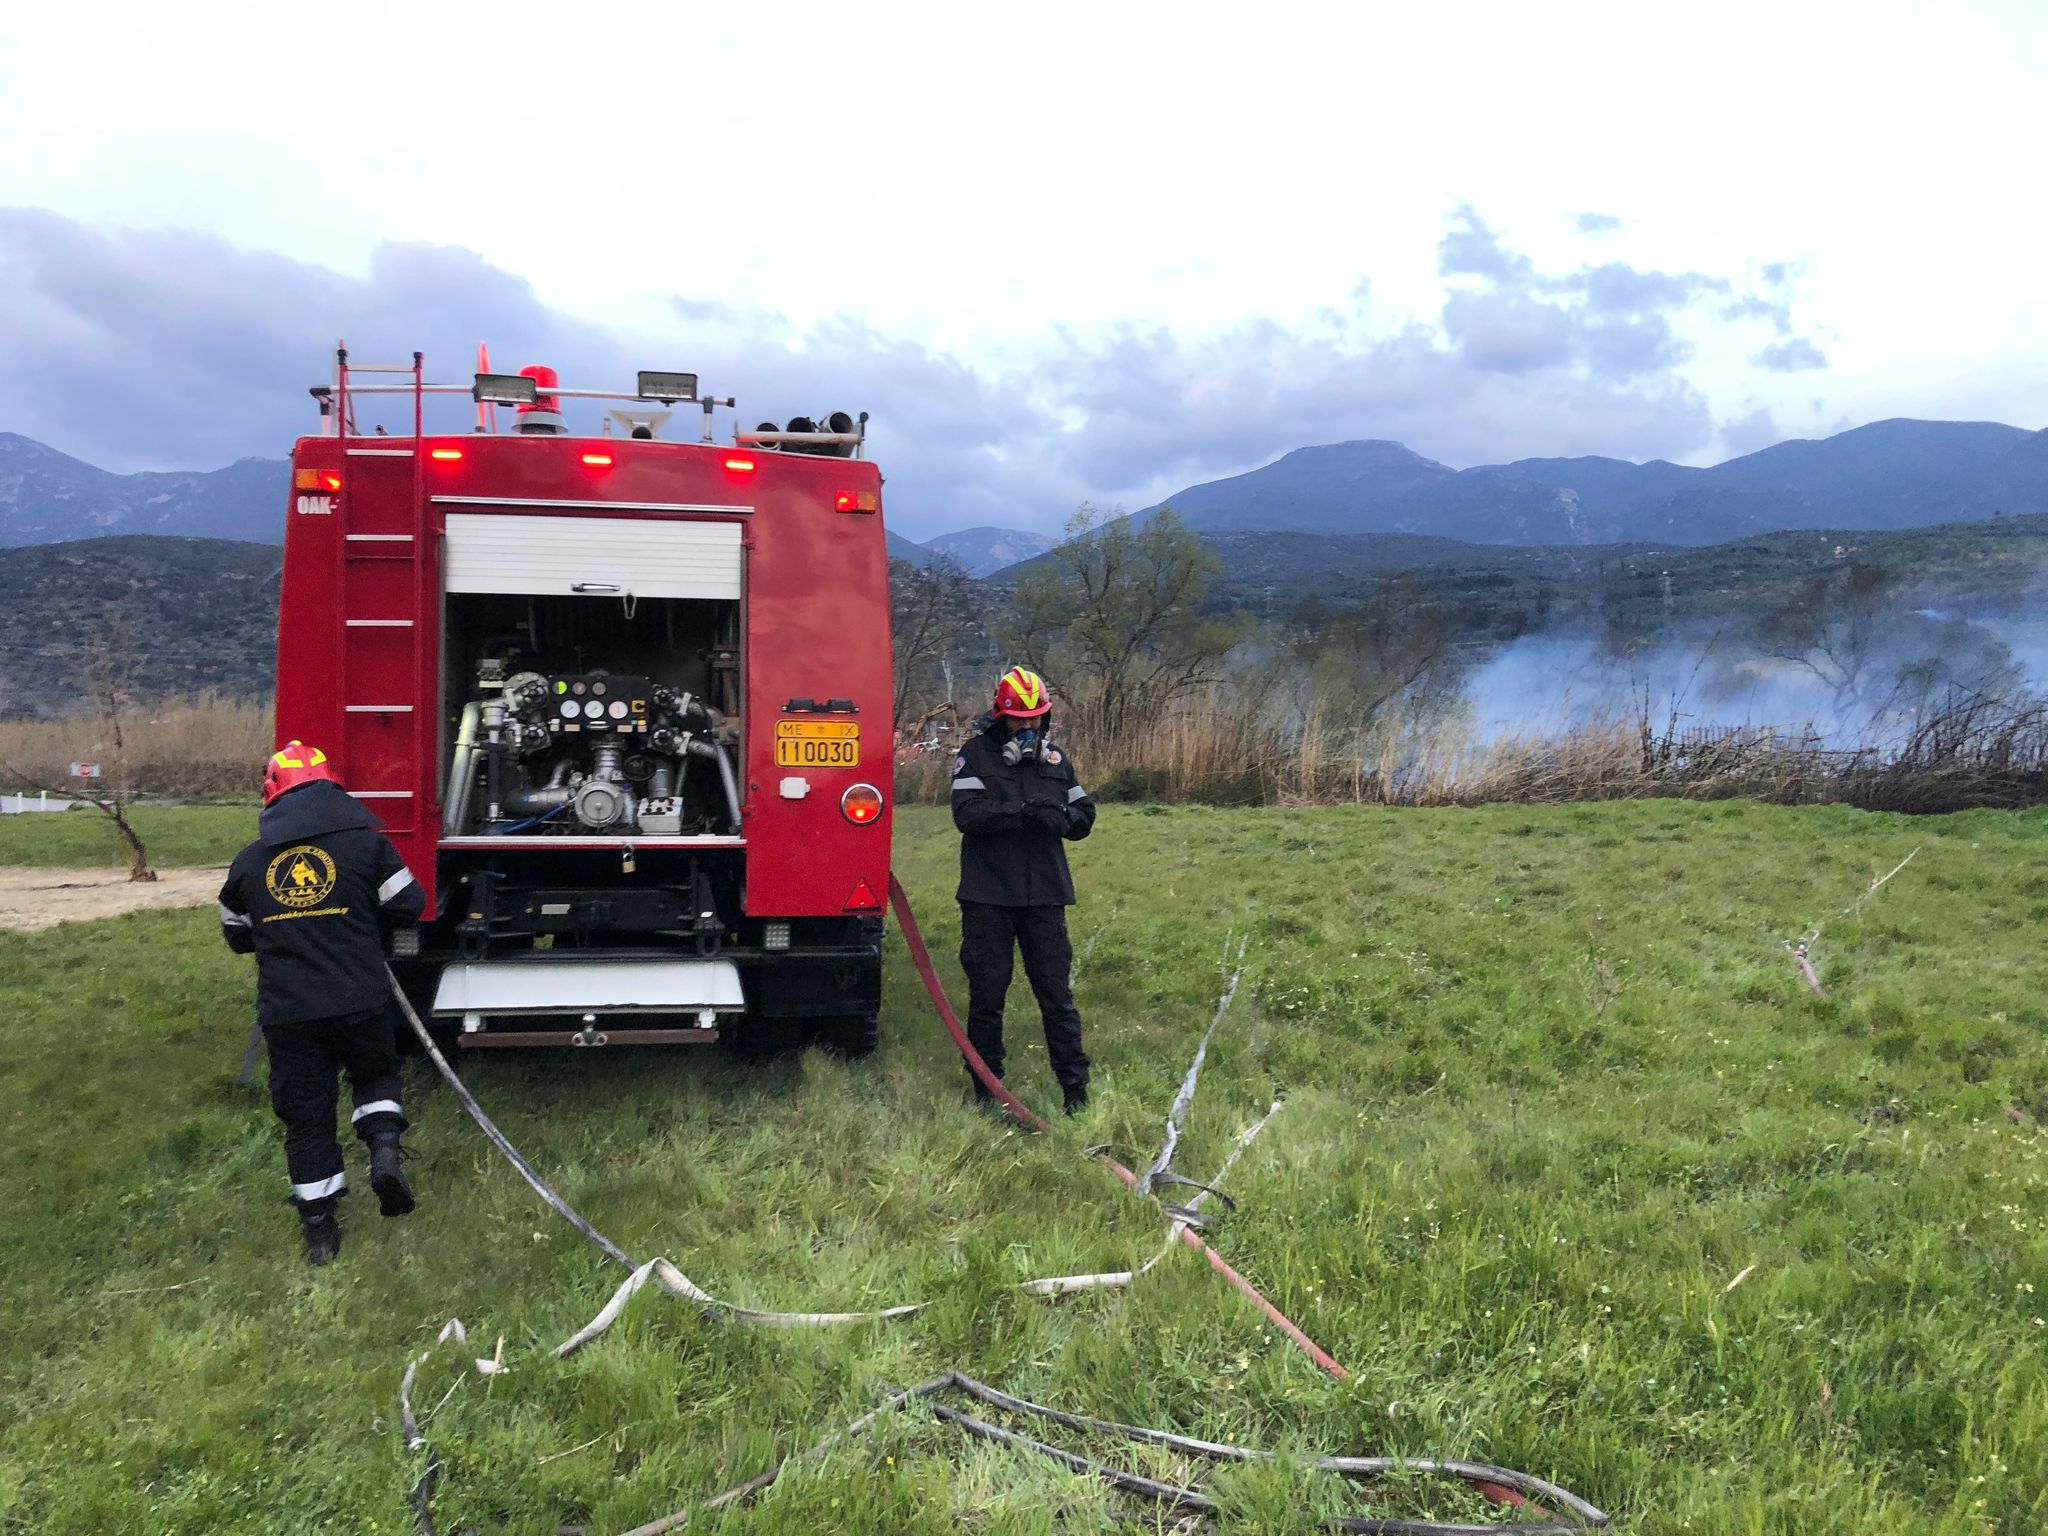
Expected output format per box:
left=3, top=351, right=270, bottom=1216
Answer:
left=0, top=802, right=255, bottom=870
left=2, top=801, right=2044, bottom=1534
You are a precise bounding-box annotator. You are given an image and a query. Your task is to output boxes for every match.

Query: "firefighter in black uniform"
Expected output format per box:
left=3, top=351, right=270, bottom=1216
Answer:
left=219, top=742, right=427, bottom=1265
left=951, top=667, right=1097, bottom=1113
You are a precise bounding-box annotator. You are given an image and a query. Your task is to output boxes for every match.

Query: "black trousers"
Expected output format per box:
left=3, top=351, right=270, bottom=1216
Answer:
left=265, top=1005, right=406, bottom=1207
left=959, top=901, right=1089, bottom=1093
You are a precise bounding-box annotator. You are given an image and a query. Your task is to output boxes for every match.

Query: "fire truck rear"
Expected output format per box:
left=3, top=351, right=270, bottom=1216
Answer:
left=275, top=350, right=891, bottom=1053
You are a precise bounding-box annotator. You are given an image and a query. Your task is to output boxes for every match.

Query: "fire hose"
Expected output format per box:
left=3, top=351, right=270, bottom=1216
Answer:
left=380, top=875, right=1608, bottom=1531
left=1783, top=845, right=1921, bottom=998
left=884, top=872, right=1353, bottom=1381
left=617, top=1372, right=1609, bottom=1536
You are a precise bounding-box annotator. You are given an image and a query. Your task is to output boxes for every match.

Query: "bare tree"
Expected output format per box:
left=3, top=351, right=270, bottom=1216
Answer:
left=1291, top=577, right=1466, bottom=729
left=889, top=552, right=984, bottom=733
left=0, top=636, right=156, bottom=881
left=999, top=505, right=1242, bottom=741
left=1761, top=562, right=1893, bottom=709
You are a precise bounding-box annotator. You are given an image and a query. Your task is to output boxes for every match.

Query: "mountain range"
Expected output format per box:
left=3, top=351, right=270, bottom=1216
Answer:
left=1122, top=418, right=2046, bottom=552
left=7, top=418, right=2045, bottom=573
left=0, top=434, right=285, bottom=548
left=0, top=432, right=1049, bottom=576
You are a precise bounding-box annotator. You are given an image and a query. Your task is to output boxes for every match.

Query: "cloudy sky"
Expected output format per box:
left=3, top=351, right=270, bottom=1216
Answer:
left=2, top=1, right=2042, bottom=539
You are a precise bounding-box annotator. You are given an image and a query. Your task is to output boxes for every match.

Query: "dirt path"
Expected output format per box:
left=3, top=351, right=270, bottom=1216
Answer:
left=0, top=867, right=228, bottom=933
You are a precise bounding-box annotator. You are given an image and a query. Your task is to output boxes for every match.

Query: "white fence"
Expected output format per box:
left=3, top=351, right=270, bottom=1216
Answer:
left=2, top=792, right=81, bottom=814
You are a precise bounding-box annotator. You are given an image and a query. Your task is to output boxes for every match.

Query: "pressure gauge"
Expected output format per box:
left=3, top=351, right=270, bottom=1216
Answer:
left=608, top=700, right=629, bottom=720
left=583, top=699, right=607, bottom=720
left=559, top=700, right=580, bottom=719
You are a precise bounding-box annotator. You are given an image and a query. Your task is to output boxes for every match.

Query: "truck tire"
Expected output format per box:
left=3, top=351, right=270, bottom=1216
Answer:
left=812, top=1012, right=880, bottom=1059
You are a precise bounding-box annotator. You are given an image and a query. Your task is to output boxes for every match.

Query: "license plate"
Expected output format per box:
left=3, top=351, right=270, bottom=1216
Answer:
left=775, top=719, right=860, bottom=767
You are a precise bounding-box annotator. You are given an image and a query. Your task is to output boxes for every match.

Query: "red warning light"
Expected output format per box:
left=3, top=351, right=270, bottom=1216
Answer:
left=834, top=489, right=878, bottom=514
left=430, top=448, right=463, bottom=462
left=840, top=783, right=884, bottom=824
left=723, top=456, right=757, bottom=475
left=580, top=452, right=614, bottom=467
left=321, top=472, right=343, bottom=491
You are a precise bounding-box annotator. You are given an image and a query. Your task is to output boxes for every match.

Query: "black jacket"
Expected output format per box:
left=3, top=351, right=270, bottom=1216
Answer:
left=951, top=721, right=1096, bottom=907
left=218, top=780, right=426, bottom=1027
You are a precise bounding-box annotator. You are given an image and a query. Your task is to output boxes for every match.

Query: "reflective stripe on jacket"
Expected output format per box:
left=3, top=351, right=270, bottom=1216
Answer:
left=219, top=780, right=426, bottom=1026
left=951, top=725, right=1096, bottom=907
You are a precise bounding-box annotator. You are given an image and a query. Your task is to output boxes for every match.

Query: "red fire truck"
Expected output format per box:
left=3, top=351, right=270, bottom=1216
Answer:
left=275, top=348, right=891, bottom=1053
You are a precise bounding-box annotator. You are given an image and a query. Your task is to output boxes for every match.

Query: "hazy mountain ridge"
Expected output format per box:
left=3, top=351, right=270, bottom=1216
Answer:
left=4, top=415, right=2048, bottom=577
left=0, top=433, right=285, bottom=548
left=922, top=526, right=1056, bottom=576
left=0, top=433, right=1051, bottom=573
left=7, top=418, right=2045, bottom=562
left=1136, top=418, right=2047, bottom=547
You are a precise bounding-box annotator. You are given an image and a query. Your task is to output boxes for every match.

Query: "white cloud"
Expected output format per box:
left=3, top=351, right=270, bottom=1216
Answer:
left=3, top=0, right=2047, bottom=531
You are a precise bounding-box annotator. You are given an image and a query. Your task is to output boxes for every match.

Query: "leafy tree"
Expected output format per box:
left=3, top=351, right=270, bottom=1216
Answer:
left=999, top=506, right=1242, bottom=740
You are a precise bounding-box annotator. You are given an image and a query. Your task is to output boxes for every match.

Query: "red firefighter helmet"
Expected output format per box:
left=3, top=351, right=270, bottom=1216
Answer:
left=263, top=741, right=341, bottom=805
left=992, top=665, right=1052, bottom=720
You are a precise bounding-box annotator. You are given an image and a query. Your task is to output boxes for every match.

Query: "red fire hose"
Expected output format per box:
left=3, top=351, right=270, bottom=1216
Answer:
left=886, top=872, right=1351, bottom=1382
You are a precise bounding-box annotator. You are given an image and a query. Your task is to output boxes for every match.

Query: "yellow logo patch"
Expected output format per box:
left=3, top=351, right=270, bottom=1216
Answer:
left=265, top=844, right=338, bottom=910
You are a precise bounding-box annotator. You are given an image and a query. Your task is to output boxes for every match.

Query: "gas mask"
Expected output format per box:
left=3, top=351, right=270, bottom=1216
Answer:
left=1001, top=728, right=1042, bottom=766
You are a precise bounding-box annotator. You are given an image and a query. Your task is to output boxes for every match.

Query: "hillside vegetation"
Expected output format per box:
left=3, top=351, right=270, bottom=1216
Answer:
left=1191, top=513, right=2048, bottom=631
left=1, top=801, right=2044, bottom=1533
left=0, top=537, right=278, bottom=716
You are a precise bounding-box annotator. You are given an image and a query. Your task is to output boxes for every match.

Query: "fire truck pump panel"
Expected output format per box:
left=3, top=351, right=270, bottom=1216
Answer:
left=440, top=592, right=745, bottom=838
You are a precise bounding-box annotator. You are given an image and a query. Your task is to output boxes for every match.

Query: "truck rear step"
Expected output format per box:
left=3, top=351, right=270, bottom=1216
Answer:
left=433, top=956, right=745, bottom=1044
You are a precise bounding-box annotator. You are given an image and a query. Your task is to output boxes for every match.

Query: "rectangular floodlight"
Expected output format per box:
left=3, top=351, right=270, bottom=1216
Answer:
left=637, top=370, right=699, bottom=403
left=473, top=372, right=539, bottom=405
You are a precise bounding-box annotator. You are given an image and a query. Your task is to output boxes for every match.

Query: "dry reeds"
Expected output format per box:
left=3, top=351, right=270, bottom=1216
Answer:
left=15, top=682, right=2036, bottom=814
left=892, top=681, right=2048, bottom=814
left=0, top=694, right=271, bottom=798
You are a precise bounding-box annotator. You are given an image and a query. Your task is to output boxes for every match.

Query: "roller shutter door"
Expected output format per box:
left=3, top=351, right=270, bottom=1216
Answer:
left=443, top=513, right=743, bottom=599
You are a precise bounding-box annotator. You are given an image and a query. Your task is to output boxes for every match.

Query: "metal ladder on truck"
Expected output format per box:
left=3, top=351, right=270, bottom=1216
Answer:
left=328, top=347, right=436, bottom=859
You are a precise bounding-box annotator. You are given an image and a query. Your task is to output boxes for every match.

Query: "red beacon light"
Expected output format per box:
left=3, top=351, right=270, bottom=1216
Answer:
left=429, top=447, right=464, bottom=462
left=515, top=364, right=567, bottom=434
left=580, top=452, right=614, bottom=467
left=834, top=489, right=878, bottom=513
left=723, top=455, right=757, bottom=475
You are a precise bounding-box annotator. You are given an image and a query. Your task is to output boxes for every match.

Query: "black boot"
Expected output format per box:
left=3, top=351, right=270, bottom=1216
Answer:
left=367, top=1130, right=416, bottom=1217
left=299, top=1199, right=341, bottom=1266
left=1062, top=1083, right=1089, bottom=1116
